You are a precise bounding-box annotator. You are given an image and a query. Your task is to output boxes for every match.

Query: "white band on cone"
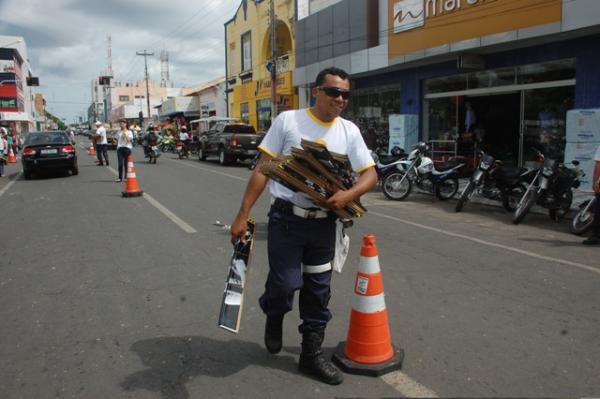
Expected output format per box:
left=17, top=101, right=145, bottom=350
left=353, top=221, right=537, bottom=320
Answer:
left=127, top=173, right=136, bottom=178
left=358, top=256, right=381, bottom=274
left=353, top=293, right=386, bottom=313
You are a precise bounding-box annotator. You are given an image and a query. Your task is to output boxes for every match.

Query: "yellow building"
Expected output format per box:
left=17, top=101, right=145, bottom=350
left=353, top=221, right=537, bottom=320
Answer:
left=225, top=0, right=298, bottom=132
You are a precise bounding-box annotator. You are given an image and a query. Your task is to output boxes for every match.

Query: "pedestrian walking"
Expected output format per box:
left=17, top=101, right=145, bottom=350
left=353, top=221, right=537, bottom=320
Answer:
left=0, top=129, right=7, bottom=177
left=116, top=119, right=133, bottom=182
left=94, top=121, right=109, bottom=166
left=230, top=67, right=377, bottom=385
left=583, top=144, right=600, bottom=245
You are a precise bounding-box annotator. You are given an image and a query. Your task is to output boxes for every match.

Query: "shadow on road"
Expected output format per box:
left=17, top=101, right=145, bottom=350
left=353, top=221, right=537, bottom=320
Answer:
left=121, top=335, right=298, bottom=399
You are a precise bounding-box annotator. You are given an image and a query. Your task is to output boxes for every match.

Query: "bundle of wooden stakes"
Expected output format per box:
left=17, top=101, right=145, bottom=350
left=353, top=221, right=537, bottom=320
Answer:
left=260, top=139, right=367, bottom=219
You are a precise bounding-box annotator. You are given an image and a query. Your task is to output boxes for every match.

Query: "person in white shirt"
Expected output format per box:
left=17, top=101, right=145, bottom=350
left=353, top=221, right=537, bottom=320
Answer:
left=116, top=119, right=134, bottom=182
left=230, top=67, right=376, bottom=385
left=95, top=121, right=109, bottom=166
left=178, top=126, right=190, bottom=156
left=583, top=144, right=600, bottom=245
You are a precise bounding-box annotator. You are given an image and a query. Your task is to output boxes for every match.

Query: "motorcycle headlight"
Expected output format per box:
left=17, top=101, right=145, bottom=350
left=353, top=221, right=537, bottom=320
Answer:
left=478, top=155, right=494, bottom=171
left=542, top=159, right=556, bottom=177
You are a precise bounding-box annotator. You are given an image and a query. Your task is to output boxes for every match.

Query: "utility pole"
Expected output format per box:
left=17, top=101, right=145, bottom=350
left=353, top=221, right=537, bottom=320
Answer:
left=136, top=50, right=154, bottom=126
left=270, top=0, right=277, bottom=122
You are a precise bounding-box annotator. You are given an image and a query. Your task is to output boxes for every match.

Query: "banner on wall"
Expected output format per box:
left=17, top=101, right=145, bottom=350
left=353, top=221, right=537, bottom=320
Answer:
left=388, top=114, right=418, bottom=154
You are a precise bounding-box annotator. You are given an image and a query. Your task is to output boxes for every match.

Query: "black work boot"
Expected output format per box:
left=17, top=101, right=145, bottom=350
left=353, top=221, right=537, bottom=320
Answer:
left=264, top=315, right=284, bottom=354
left=298, top=331, right=344, bottom=385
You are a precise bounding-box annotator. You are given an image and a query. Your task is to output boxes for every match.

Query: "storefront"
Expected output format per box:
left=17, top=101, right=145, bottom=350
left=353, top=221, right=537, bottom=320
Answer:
left=343, top=0, right=600, bottom=165
left=342, top=85, right=401, bottom=150
left=423, top=58, right=576, bottom=166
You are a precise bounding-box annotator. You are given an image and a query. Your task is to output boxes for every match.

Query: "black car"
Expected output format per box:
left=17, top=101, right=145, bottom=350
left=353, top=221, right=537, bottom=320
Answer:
left=21, top=131, right=79, bottom=179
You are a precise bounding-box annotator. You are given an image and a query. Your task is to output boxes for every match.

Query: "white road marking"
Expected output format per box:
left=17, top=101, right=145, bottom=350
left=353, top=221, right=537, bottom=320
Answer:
left=168, top=158, right=248, bottom=182
left=106, top=166, right=197, bottom=234
left=0, top=172, right=21, bottom=198
left=370, top=210, right=600, bottom=276
left=381, top=371, right=439, bottom=398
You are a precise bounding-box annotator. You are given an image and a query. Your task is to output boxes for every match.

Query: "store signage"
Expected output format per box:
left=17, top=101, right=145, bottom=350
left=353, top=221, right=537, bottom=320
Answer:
left=393, top=0, right=493, bottom=33
left=256, top=72, right=292, bottom=98
left=388, top=0, right=562, bottom=58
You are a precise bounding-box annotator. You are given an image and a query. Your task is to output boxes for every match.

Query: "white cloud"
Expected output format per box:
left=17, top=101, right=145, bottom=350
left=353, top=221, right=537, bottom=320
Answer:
left=0, top=0, right=240, bottom=122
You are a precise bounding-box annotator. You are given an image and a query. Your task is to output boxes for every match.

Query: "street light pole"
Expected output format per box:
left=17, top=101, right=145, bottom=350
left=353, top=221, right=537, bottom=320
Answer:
left=270, top=0, right=277, bottom=122
left=136, top=50, right=154, bottom=126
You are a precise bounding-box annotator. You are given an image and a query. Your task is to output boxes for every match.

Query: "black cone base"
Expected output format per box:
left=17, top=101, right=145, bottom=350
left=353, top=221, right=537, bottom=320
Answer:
left=332, top=341, right=404, bottom=377
left=122, top=191, right=143, bottom=198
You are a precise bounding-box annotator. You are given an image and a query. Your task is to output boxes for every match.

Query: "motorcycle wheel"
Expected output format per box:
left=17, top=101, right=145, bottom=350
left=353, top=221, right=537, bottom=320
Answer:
left=570, top=199, right=595, bottom=235
left=178, top=151, right=183, bottom=159
left=382, top=171, right=412, bottom=200
left=501, top=183, right=527, bottom=212
left=548, top=189, right=573, bottom=221
left=455, top=181, right=475, bottom=212
left=512, top=189, right=536, bottom=224
left=435, top=178, right=459, bottom=201
left=198, top=148, right=206, bottom=161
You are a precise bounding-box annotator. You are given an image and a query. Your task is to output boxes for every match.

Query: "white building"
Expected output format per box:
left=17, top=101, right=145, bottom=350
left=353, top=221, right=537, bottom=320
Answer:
left=0, top=35, right=37, bottom=133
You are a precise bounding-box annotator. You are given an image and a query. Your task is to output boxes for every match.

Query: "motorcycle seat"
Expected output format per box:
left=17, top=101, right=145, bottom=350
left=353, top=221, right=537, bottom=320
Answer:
left=378, top=155, right=404, bottom=165
left=435, top=160, right=462, bottom=172
left=494, top=166, right=527, bottom=180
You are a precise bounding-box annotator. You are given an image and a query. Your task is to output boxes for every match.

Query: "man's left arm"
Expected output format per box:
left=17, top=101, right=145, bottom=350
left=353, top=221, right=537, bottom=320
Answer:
left=325, top=166, right=377, bottom=210
left=592, top=159, right=600, bottom=193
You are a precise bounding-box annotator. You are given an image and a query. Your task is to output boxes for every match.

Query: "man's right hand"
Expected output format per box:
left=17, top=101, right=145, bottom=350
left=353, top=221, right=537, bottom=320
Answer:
left=593, top=181, right=600, bottom=193
left=230, top=214, right=248, bottom=245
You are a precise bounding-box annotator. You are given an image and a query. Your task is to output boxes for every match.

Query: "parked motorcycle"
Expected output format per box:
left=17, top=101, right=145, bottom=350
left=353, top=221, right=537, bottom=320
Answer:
left=371, top=146, right=407, bottom=180
left=512, top=150, right=584, bottom=224
left=381, top=142, right=465, bottom=201
left=570, top=194, right=597, bottom=235
left=455, top=150, right=533, bottom=212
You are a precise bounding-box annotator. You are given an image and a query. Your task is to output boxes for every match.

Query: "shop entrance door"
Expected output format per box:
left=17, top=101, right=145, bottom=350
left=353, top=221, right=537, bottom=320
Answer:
left=464, top=92, right=521, bottom=164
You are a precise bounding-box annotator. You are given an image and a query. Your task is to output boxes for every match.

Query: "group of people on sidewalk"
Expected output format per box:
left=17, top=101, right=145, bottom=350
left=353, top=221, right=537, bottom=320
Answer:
left=93, top=119, right=134, bottom=182
left=0, top=126, right=20, bottom=178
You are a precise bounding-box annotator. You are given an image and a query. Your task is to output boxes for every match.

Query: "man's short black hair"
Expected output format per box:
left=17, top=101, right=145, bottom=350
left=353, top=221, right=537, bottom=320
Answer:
left=315, top=67, right=350, bottom=87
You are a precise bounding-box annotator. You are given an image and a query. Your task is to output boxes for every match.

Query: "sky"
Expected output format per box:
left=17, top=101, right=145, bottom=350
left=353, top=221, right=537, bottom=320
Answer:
left=0, top=0, right=241, bottom=124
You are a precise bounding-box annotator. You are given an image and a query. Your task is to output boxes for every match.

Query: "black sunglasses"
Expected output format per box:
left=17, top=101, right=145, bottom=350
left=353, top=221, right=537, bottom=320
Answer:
left=318, top=86, right=351, bottom=100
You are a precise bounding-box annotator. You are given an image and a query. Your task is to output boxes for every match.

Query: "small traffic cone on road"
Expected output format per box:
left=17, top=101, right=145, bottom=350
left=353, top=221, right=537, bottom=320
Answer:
left=332, top=234, right=404, bottom=376
left=88, top=143, right=96, bottom=156
left=122, top=155, right=143, bottom=198
left=7, top=146, right=17, bottom=163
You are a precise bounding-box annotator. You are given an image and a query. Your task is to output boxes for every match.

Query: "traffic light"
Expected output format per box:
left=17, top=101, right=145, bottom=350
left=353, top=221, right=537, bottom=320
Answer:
left=26, top=76, right=39, bottom=86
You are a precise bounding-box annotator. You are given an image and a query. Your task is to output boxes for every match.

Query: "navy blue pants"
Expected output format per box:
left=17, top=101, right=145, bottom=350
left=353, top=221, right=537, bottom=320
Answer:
left=259, top=201, right=337, bottom=333
left=117, top=147, right=131, bottom=180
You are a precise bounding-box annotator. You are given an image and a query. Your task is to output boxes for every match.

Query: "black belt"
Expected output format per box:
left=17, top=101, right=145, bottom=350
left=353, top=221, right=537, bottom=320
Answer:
left=271, top=198, right=331, bottom=219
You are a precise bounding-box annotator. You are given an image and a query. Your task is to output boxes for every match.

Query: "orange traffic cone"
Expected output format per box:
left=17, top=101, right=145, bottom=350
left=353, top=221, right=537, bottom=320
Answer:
left=332, top=235, right=403, bottom=376
left=88, top=143, right=96, bottom=156
left=122, top=155, right=143, bottom=197
left=7, top=146, right=17, bottom=163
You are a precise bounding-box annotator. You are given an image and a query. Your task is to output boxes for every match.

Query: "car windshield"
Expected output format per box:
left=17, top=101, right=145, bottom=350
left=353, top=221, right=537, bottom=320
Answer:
left=25, top=132, right=70, bottom=145
left=224, top=124, right=256, bottom=134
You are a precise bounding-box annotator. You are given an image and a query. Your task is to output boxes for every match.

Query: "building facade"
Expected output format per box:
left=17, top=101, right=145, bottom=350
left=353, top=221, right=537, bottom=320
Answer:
left=0, top=35, right=37, bottom=133
left=225, top=0, right=299, bottom=132
left=295, top=0, right=600, bottom=169
left=182, top=77, right=227, bottom=119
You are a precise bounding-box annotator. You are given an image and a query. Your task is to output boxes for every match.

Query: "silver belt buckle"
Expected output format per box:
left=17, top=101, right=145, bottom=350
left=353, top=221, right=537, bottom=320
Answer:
left=306, top=209, right=317, bottom=219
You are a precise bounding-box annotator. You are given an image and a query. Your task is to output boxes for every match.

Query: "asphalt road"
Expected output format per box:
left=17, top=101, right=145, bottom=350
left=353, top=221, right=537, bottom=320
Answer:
left=0, top=139, right=598, bottom=398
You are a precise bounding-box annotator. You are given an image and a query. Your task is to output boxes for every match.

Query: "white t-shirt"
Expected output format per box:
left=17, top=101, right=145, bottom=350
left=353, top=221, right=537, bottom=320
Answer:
left=179, top=132, right=189, bottom=141
left=96, top=126, right=107, bottom=145
left=258, top=108, right=375, bottom=209
left=117, top=129, right=133, bottom=149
